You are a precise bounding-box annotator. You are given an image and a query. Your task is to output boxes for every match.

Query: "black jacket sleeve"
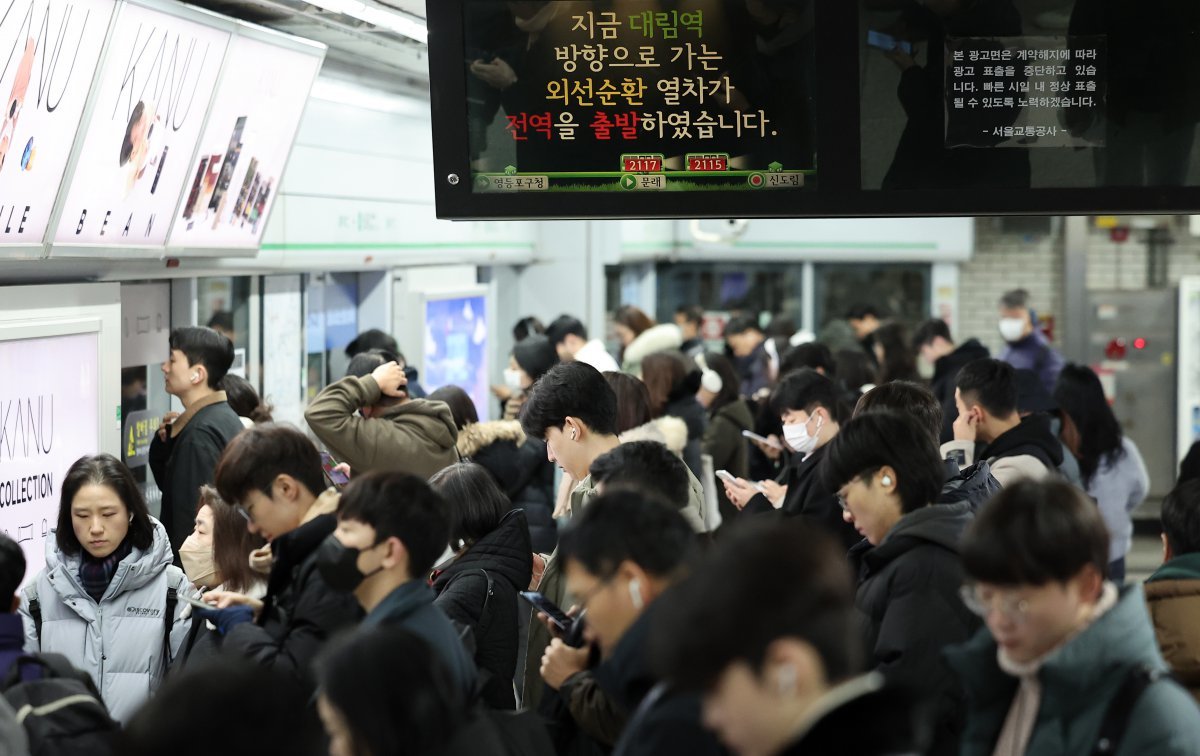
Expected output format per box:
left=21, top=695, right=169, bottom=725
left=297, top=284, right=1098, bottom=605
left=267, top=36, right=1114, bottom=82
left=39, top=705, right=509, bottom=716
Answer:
left=223, top=565, right=361, bottom=692
left=435, top=572, right=490, bottom=639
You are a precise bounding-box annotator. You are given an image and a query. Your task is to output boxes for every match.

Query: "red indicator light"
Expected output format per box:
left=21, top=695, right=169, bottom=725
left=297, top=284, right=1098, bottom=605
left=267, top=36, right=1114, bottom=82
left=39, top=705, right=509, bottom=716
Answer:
left=1134, top=338, right=1147, bottom=350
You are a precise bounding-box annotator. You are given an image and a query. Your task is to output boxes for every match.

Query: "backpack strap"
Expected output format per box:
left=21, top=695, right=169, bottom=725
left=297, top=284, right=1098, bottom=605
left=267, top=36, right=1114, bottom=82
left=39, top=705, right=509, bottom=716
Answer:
left=1092, top=664, right=1166, bottom=755
left=25, top=582, right=41, bottom=645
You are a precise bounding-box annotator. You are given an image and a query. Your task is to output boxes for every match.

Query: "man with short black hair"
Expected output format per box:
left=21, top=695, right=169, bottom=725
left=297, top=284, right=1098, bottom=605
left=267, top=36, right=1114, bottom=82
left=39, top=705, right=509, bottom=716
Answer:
left=545, top=315, right=619, bottom=373
left=316, top=471, right=478, bottom=700
left=912, top=318, right=990, bottom=443
left=652, top=520, right=928, bottom=756
left=305, top=350, right=458, bottom=479
left=997, top=288, right=1065, bottom=394
left=589, top=440, right=692, bottom=513
left=674, top=305, right=706, bottom=358
left=553, top=492, right=723, bottom=756
left=150, top=326, right=245, bottom=557
left=941, top=358, right=1062, bottom=487
left=723, top=369, right=859, bottom=550
left=207, top=424, right=361, bottom=695
left=947, top=479, right=1200, bottom=754
left=780, top=342, right=836, bottom=377
left=724, top=315, right=770, bottom=397
left=1146, top=479, right=1200, bottom=700
left=855, top=382, right=1001, bottom=511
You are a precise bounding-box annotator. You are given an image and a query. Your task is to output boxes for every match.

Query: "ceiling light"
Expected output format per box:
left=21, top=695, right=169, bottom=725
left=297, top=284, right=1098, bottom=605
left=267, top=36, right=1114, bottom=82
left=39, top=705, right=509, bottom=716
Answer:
left=306, top=0, right=428, bottom=43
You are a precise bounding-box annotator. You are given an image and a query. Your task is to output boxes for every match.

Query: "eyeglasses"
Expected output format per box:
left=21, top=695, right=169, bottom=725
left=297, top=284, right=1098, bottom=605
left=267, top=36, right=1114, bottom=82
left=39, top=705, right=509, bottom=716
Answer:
left=234, top=500, right=255, bottom=523
left=959, top=585, right=1032, bottom=622
left=835, top=468, right=880, bottom=512
left=574, top=573, right=617, bottom=612
left=836, top=491, right=850, bottom=512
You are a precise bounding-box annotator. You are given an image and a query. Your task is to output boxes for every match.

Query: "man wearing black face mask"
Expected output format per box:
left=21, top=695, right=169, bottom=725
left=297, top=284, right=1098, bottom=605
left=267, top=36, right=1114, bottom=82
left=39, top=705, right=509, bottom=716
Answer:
left=315, top=471, right=478, bottom=701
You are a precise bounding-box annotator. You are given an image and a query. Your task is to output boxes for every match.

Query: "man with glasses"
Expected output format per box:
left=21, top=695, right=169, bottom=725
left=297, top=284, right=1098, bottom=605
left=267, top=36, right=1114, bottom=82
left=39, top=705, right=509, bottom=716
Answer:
left=200, top=424, right=361, bottom=696
left=947, top=479, right=1200, bottom=755
left=549, top=490, right=723, bottom=756
left=822, top=411, right=978, bottom=756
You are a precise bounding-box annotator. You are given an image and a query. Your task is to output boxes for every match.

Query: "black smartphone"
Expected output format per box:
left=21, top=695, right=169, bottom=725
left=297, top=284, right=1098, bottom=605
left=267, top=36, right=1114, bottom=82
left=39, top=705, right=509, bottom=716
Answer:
left=520, top=591, right=574, bottom=634
left=320, top=451, right=351, bottom=488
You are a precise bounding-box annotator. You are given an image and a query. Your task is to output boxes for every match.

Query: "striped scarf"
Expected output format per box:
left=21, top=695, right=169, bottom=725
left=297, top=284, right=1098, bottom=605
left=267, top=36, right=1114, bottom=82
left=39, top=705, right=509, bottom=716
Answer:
left=79, top=539, right=134, bottom=603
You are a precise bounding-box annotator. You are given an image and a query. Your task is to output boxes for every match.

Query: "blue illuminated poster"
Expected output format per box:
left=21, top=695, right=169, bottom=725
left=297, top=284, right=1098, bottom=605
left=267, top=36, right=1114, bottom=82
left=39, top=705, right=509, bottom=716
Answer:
left=424, top=293, right=488, bottom=421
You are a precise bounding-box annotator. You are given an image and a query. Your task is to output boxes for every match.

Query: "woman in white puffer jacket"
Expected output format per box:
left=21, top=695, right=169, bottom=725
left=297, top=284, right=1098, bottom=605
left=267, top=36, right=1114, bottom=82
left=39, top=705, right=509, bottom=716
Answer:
left=19, top=454, right=192, bottom=724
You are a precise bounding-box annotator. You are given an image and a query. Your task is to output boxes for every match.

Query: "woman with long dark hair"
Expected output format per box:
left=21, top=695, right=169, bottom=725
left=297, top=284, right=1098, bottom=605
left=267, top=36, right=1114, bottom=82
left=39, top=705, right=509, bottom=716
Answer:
left=19, top=454, right=192, bottom=723
left=1053, top=363, right=1149, bottom=581
left=641, top=351, right=708, bottom=478
left=428, top=462, right=532, bottom=709
left=872, top=322, right=920, bottom=385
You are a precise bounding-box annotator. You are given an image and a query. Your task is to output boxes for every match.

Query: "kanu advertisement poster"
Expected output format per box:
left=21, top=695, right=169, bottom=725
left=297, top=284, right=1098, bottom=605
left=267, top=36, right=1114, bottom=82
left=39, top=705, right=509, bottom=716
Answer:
left=169, top=35, right=321, bottom=249
left=53, top=2, right=229, bottom=247
left=0, top=0, right=116, bottom=246
left=0, top=332, right=99, bottom=585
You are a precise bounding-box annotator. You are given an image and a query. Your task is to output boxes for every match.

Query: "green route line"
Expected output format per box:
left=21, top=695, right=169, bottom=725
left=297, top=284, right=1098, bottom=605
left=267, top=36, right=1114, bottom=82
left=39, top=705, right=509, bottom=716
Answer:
left=476, top=170, right=818, bottom=178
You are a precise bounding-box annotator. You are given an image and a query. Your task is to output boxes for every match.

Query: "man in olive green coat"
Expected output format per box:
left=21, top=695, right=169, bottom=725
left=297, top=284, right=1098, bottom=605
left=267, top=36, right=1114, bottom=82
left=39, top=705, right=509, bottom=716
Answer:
left=945, top=480, right=1200, bottom=756
left=305, top=350, right=458, bottom=479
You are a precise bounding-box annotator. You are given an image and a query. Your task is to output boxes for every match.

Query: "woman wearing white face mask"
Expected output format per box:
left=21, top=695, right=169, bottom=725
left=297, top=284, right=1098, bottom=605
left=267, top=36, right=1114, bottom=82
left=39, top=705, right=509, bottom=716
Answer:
left=721, top=370, right=861, bottom=550
left=490, top=335, right=559, bottom=421
left=174, top=486, right=268, bottom=670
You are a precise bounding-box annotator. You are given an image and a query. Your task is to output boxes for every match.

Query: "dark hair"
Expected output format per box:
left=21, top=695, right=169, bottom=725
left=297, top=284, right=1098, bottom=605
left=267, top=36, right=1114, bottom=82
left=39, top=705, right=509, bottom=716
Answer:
left=1162, top=479, right=1200, bottom=557
left=317, top=627, right=464, bottom=756
left=700, top=351, right=740, bottom=414
left=520, top=361, right=618, bottom=439
left=675, top=305, right=704, bottom=327
left=220, top=374, right=273, bottom=424
left=206, top=310, right=234, bottom=334
left=614, top=305, right=655, bottom=338
left=651, top=520, right=858, bottom=690
left=428, top=463, right=511, bottom=550
left=770, top=368, right=845, bottom=422
left=855, top=382, right=942, bottom=446
left=723, top=314, right=761, bottom=338
left=345, top=329, right=402, bottom=361
left=822, top=412, right=943, bottom=514
left=558, top=490, right=694, bottom=580
left=956, top=358, right=1017, bottom=418
left=427, top=386, right=480, bottom=430
left=912, top=318, right=953, bottom=350
left=119, top=101, right=145, bottom=166
left=512, top=316, right=545, bottom=342
left=214, top=424, right=325, bottom=507
left=1000, top=288, right=1030, bottom=310
left=200, top=486, right=265, bottom=594
left=834, top=349, right=875, bottom=391
left=845, top=303, right=883, bottom=320
left=119, top=658, right=323, bottom=756
left=1053, top=364, right=1125, bottom=485
left=337, top=472, right=451, bottom=577
left=589, top=441, right=691, bottom=510
left=873, top=322, right=918, bottom=384
left=0, top=534, right=25, bottom=609
left=57, top=454, right=154, bottom=557
left=603, top=372, right=653, bottom=434
left=641, top=351, right=690, bottom=418
left=512, top=334, right=559, bottom=384
left=169, top=327, right=234, bottom=389
left=346, top=348, right=400, bottom=379
left=961, top=479, right=1109, bottom=586
left=546, top=315, right=588, bottom=345
left=780, top=342, right=836, bottom=377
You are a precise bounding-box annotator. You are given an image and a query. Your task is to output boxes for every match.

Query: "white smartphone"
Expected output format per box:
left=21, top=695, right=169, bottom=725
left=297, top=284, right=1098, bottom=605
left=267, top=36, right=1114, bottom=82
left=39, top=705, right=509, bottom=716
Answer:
left=742, top=430, right=783, bottom=450
left=715, top=469, right=739, bottom=485
left=183, top=595, right=216, bottom=613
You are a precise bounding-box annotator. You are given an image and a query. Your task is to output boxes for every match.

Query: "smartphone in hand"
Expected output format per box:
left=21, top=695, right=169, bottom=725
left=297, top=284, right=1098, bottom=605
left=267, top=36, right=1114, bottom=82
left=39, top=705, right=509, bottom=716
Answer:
left=320, top=451, right=350, bottom=488
left=742, top=430, right=783, bottom=450
left=520, top=591, right=575, bottom=635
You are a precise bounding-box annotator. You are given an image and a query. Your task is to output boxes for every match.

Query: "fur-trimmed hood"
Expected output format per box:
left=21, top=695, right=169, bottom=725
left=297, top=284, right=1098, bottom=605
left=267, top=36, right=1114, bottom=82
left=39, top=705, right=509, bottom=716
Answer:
left=620, top=416, right=688, bottom=457
left=621, top=323, right=683, bottom=376
left=456, top=420, right=527, bottom=459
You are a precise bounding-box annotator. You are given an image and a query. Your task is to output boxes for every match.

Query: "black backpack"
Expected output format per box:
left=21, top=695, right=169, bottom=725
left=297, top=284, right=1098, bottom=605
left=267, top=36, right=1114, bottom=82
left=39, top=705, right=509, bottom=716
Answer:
left=1, top=654, right=119, bottom=756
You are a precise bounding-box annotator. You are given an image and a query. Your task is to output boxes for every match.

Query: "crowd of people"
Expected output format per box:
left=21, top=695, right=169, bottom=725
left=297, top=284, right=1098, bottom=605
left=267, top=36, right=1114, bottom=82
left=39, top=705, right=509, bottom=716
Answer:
left=1, top=287, right=1200, bottom=756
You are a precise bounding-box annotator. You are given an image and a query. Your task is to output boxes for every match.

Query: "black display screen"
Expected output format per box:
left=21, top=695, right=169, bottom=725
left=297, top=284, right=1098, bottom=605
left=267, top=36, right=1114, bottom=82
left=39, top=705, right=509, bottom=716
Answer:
left=428, top=0, right=1200, bottom=219
left=462, top=0, right=816, bottom=194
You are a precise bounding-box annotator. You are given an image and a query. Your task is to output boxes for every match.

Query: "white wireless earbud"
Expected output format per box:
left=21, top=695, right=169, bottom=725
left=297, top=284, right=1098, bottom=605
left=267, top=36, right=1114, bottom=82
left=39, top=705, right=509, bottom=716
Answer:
left=191, top=373, right=200, bottom=383
left=628, top=578, right=644, bottom=611
left=777, top=665, right=797, bottom=696
left=881, top=475, right=893, bottom=487
left=570, top=428, right=578, bottom=440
